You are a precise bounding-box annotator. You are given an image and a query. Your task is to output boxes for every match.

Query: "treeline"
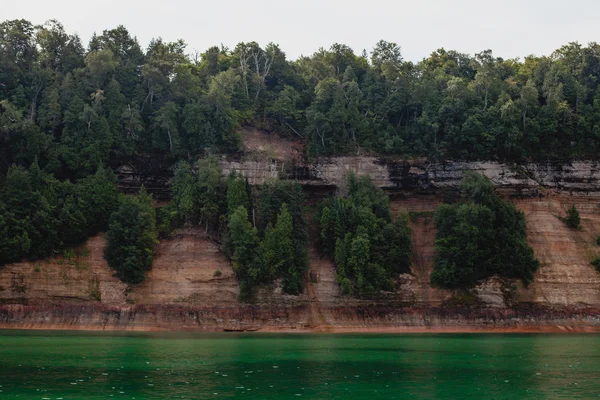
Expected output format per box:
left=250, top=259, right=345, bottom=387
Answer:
left=3, top=19, right=600, bottom=181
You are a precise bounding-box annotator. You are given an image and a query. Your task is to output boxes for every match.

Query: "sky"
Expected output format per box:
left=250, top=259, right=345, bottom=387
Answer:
left=4, top=0, right=600, bottom=62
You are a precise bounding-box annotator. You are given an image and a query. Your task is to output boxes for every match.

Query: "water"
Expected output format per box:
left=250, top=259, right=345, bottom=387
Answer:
left=0, top=331, right=598, bottom=399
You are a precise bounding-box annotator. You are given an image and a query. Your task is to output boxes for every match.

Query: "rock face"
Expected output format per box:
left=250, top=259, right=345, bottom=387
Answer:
left=220, top=156, right=600, bottom=196
left=514, top=196, right=600, bottom=306
left=0, top=235, right=126, bottom=305
left=2, top=126, right=600, bottom=331
left=1, top=189, right=599, bottom=331
left=131, top=229, right=239, bottom=306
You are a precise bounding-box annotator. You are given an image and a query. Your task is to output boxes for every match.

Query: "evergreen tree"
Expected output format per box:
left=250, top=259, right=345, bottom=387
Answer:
left=431, top=172, right=538, bottom=288
left=227, top=206, right=262, bottom=299
left=316, top=173, right=412, bottom=296
left=104, top=187, right=157, bottom=284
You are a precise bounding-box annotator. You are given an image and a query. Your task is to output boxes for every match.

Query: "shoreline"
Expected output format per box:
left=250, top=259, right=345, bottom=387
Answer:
left=1, top=302, right=599, bottom=334
left=1, top=324, right=599, bottom=334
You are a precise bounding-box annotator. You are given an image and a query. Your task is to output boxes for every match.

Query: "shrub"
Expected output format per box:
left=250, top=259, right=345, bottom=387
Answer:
left=566, top=205, right=581, bottom=229
left=340, top=278, right=353, bottom=296
left=592, top=257, right=600, bottom=273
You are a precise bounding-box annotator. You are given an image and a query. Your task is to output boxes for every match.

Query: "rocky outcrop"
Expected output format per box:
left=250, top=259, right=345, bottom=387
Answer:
left=1, top=303, right=598, bottom=332
left=220, top=156, right=600, bottom=196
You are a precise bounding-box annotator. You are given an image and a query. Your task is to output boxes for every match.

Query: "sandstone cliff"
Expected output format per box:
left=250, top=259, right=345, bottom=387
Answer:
left=2, top=129, right=600, bottom=332
left=1, top=190, right=599, bottom=332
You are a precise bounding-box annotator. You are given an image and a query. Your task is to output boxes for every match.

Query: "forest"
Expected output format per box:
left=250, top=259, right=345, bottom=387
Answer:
left=3, top=19, right=600, bottom=174
left=0, top=18, right=591, bottom=296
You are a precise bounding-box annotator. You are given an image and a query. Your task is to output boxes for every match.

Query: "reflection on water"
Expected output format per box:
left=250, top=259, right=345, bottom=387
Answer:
left=0, top=331, right=598, bottom=399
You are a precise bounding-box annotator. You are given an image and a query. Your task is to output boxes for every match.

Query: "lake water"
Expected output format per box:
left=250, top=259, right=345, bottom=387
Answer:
left=0, top=331, right=598, bottom=399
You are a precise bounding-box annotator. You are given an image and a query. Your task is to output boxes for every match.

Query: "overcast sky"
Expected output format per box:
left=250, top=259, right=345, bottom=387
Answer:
left=4, top=0, right=600, bottom=62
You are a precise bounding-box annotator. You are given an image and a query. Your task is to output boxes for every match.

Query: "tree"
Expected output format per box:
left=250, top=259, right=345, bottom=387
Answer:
left=152, top=101, right=179, bottom=152
left=171, top=161, right=195, bottom=224
left=316, top=173, right=411, bottom=296
left=195, top=156, right=227, bottom=232
left=226, top=173, right=252, bottom=216
left=371, top=40, right=403, bottom=80
left=566, top=205, right=581, bottom=228
left=77, top=166, right=119, bottom=235
left=431, top=172, right=538, bottom=288
left=227, top=206, right=262, bottom=299
left=104, top=187, right=157, bottom=284
left=170, top=157, right=227, bottom=232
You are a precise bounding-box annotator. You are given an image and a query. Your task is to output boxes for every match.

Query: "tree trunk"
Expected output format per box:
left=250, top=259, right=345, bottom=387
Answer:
left=167, top=127, right=173, bottom=152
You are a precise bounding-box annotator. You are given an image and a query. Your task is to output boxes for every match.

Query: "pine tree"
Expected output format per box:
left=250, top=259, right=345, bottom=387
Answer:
left=104, top=187, right=157, bottom=284
left=227, top=206, right=262, bottom=299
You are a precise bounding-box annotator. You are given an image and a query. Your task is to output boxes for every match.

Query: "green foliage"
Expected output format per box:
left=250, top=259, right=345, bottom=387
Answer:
left=226, top=172, right=252, bottom=216
left=3, top=18, right=600, bottom=180
left=223, top=178, right=309, bottom=299
left=566, top=205, right=581, bottom=229
left=155, top=205, right=176, bottom=239
left=104, top=187, right=157, bottom=284
left=592, top=257, right=600, bottom=273
left=0, top=163, right=118, bottom=266
left=170, top=161, right=308, bottom=299
left=227, top=206, right=262, bottom=300
left=431, top=172, right=539, bottom=288
left=256, top=180, right=308, bottom=294
left=317, top=173, right=412, bottom=296
left=5, top=19, right=600, bottom=294
left=170, top=157, right=227, bottom=231
left=77, top=167, right=120, bottom=235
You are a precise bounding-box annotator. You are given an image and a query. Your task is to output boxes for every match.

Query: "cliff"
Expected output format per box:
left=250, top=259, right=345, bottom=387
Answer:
left=1, top=190, right=599, bottom=332
left=2, top=129, right=600, bottom=332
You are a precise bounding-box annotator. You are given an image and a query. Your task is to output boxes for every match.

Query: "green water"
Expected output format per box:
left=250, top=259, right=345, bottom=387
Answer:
left=0, top=332, right=598, bottom=399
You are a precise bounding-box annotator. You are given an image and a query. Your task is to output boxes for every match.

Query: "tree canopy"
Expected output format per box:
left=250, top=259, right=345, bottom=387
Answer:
left=3, top=19, right=600, bottom=179
left=104, top=187, right=157, bottom=284
left=169, top=160, right=308, bottom=300
left=431, top=172, right=539, bottom=288
left=316, top=173, right=412, bottom=296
